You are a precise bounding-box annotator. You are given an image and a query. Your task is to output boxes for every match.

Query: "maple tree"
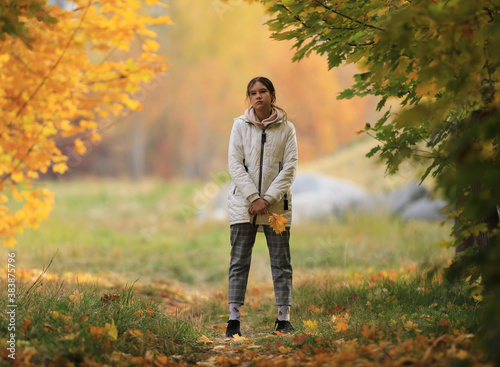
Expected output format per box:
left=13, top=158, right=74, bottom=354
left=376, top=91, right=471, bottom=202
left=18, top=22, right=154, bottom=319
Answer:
left=258, top=0, right=500, bottom=363
left=0, top=0, right=171, bottom=246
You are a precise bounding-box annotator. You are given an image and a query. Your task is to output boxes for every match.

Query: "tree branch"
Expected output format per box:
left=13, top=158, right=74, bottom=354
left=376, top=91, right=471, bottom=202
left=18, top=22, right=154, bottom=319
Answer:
left=312, top=0, right=385, bottom=31
left=278, top=4, right=373, bottom=50
left=348, top=41, right=375, bottom=46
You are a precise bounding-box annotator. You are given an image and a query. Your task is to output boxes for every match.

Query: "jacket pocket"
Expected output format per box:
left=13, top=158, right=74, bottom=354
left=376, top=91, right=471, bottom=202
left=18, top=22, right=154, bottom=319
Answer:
left=278, top=162, right=289, bottom=210
left=233, top=159, right=248, bottom=195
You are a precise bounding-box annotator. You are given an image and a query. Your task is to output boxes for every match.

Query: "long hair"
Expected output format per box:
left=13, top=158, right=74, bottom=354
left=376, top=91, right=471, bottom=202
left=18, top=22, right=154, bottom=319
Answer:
left=246, top=76, right=287, bottom=121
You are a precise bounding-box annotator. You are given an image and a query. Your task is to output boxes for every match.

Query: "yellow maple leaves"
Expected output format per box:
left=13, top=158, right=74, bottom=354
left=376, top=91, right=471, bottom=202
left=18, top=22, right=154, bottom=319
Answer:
left=0, top=0, right=171, bottom=247
left=269, top=213, right=288, bottom=234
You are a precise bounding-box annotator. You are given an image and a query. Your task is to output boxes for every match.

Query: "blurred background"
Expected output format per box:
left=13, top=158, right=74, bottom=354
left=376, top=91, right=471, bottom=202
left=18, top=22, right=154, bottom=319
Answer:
left=50, top=0, right=379, bottom=181
left=11, top=0, right=453, bottom=290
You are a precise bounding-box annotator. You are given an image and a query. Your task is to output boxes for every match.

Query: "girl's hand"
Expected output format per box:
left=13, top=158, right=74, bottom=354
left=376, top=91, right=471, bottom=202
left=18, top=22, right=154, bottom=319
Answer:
left=249, top=198, right=270, bottom=216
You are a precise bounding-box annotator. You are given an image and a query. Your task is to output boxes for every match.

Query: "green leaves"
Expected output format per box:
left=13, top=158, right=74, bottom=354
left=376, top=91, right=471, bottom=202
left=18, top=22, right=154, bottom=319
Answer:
left=262, top=7, right=500, bottom=355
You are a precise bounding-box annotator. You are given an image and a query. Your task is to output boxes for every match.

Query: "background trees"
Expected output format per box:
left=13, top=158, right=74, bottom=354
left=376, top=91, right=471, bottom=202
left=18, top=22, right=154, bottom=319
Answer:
left=56, top=0, right=379, bottom=180
left=259, top=0, right=499, bottom=362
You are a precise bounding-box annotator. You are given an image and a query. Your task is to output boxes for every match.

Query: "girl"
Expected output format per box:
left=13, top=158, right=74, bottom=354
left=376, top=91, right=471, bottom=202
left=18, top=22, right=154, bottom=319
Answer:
left=226, top=76, right=298, bottom=337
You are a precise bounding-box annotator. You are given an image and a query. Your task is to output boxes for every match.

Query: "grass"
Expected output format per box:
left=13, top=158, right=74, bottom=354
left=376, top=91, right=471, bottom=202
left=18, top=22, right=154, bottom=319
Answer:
left=1, top=177, right=487, bottom=365
left=0, top=276, right=199, bottom=365
left=6, top=178, right=452, bottom=288
left=192, top=267, right=485, bottom=366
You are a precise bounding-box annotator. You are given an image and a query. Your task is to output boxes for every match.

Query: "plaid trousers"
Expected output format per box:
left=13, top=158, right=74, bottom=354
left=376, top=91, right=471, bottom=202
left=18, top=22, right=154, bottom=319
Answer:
left=228, top=223, right=292, bottom=306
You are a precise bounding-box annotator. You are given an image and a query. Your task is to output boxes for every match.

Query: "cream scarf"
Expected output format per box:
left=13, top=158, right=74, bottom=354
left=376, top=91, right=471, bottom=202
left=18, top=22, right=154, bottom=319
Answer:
left=244, top=106, right=285, bottom=129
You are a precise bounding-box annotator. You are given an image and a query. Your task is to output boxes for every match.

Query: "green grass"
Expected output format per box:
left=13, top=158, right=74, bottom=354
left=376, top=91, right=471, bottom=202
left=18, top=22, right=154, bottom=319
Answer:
left=0, top=277, right=199, bottom=365
left=2, top=177, right=484, bottom=366
left=5, top=178, right=453, bottom=288
left=192, top=267, right=484, bottom=366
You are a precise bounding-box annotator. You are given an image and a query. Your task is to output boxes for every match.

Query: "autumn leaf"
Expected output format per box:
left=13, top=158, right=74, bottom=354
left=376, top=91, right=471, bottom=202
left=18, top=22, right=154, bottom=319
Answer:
left=101, top=293, right=120, bottom=305
left=404, top=320, right=421, bottom=333
left=360, top=324, right=376, bottom=339
left=269, top=213, right=288, bottom=234
left=232, top=334, right=251, bottom=342
left=106, top=319, right=118, bottom=341
left=310, top=305, right=324, bottom=313
left=293, top=333, right=308, bottom=345
left=127, top=329, right=144, bottom=338
left=89, top=325, right=107, bottom=337
left=21, top=317, right=32, bottom=331
left=198, top=335, right=213, bottom=344
left=333, top=320, right=349, bottom=332
left=49, top=311, right=72, bottom=323
left=278, top=345, right=292, bottom=354
left=303, top=319, right=318, bottom=330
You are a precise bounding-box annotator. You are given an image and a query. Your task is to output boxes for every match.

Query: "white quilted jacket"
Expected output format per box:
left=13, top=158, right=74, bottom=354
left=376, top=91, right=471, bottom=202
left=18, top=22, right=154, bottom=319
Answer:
left=228, top=115, right=298, bottom=226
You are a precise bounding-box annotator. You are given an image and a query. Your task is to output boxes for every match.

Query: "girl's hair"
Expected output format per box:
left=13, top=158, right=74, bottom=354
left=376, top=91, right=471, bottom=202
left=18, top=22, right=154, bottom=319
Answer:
left=246, top=76, right=287, bottom=121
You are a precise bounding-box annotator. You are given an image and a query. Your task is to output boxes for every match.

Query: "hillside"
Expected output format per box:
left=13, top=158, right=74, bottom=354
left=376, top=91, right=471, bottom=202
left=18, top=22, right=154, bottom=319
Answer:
left=299, top=136, right=435, bottom=194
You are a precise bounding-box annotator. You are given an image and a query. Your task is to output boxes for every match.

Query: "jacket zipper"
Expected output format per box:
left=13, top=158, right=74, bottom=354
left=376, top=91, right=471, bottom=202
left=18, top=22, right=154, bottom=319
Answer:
left=253, top=128, right=266, bottom=225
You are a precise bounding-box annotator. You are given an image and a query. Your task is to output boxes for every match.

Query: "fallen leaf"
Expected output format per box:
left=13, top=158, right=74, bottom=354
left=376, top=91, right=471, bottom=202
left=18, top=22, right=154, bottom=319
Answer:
left=128, top=329, right=144, bottom=338
left=155, top=355, right=169, bottom=365
left=278, top=345, right=292, bottom=354
left=232, top=334, right=251, bottom=342
left=198, top=335, right=213, bottom=344
left=360, top=324, right=376, bottom=339
left=333, top=321, right=349, bottom=332
left=106, top=319, right=118, bottom=341
left=21, top=317, right=31, bottom=331
left=49, top=311, right=72, bottom=323
left=404, top=320, right=421, bottom=333
left=293, top=333, right=308, bottom=344
left=89, top=325, right=106, bottom=337
left=310, top=305, right=324, bottom=313
left=303, top=319, right=318, bottom=330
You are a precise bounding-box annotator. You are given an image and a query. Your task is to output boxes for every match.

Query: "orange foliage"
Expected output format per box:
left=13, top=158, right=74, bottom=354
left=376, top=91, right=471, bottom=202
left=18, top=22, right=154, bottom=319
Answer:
left=269, top=213, right=288, bottom=234
left=0, top=0, right=171, bottom=246
left=143, top=0, right=376, bottom=178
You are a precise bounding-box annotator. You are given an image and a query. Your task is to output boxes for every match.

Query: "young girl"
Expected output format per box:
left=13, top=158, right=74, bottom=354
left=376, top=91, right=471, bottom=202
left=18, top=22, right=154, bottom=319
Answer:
left=226, top=76, right=298, bottom=337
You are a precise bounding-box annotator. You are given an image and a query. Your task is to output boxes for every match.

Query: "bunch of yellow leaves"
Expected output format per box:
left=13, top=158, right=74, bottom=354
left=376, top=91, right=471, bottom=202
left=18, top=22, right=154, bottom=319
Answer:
left=269, top=213, right=288, bottom=234
left=0, top=0, right=172, bottom=247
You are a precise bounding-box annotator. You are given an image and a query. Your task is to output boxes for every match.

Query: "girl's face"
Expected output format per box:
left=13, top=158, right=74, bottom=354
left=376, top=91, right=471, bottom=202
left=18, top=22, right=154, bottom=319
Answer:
left=248, top=81, right=273, bottom=112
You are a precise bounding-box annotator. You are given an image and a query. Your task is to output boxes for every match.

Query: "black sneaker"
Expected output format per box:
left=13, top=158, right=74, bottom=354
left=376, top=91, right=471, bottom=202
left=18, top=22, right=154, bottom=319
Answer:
left=272, top=319, right=295, bottom=335
left=226, top=320, right=241, bottom=338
